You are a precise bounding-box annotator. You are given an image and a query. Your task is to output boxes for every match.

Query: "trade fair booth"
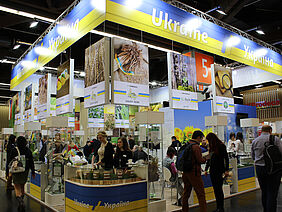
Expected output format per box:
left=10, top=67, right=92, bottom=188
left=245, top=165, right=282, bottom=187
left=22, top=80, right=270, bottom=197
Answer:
left=1, top=0, right=281, bottom=212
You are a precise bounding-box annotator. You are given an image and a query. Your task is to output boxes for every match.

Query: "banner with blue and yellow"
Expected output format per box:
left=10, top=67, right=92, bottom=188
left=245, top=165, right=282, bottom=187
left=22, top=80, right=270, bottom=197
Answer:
left=10, top=0, right=106, bottom=89
left=106, top=0, right=282, bottom=76
left=65, top=180, right=148, bottom=212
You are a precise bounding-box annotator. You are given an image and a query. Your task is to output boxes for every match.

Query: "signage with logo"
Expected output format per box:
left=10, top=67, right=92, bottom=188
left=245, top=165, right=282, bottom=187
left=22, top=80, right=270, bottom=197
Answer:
left=65, top=180, right=147, bottom=212
left=112, top=38, right=150, bottom=106
left=106, top=0, right=282, bottom=76
left=215, top=96, right=235, bottom=113
left=247, top=100, right=280, bottom=108
left=38, top=74, right=51, bottom=119
left=84, top=38, right=110, bottom=108
left=56, top=59, right=74, bottom=115
left=168, top=52, right=198, bottom=110
left=10, top=0, right=106, bottom=89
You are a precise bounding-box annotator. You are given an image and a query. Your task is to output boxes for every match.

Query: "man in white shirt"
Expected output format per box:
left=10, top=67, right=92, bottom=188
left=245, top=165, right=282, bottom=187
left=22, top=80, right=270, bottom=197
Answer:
left=251, top=125, right=282, bottom=212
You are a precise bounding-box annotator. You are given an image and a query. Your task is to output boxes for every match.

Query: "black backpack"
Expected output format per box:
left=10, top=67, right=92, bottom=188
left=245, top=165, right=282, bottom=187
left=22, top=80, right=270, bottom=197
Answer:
left=263, top=135, right=282, bottom=175
left=176, top=143, right=196, bottom=172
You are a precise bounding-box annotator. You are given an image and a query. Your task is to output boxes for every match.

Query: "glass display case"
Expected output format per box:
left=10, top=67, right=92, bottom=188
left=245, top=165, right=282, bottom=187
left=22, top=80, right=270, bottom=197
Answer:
left=135, top=111, right=165, bottom=205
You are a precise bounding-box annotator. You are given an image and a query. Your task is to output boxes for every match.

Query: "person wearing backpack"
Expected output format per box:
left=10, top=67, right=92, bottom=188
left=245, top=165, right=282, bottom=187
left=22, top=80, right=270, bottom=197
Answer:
left=204, top=133, right=229, bottom=212
left=181, top=130, right=207, bottom=212
left=8, top=136, right=35, bottom=210
left=251, top=125, right=282, bottom=212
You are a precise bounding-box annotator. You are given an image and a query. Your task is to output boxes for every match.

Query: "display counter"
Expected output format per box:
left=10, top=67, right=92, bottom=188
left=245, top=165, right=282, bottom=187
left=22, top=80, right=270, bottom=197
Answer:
left=29, top=164, right=48, bottom=201
left=64, top=165, right=148, bottom=212
left=237, top=165, right=256, bottom=192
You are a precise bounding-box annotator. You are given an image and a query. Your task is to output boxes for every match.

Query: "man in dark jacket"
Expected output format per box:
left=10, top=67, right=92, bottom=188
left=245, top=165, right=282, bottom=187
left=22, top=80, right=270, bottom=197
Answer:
left=182, top=131, right=207, bottom=212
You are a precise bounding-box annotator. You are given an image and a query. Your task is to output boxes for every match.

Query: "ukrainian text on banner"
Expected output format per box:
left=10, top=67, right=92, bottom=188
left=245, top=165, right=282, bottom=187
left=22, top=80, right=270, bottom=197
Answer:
left=106, top=0, right=282, bottom=76
left=11, top=0, right=106, bottom=89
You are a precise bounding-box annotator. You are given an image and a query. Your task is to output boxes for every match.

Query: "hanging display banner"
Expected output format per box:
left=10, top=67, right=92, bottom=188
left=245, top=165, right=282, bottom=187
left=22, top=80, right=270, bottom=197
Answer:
left=115, top=105, right=129, bottom=128
left=34, top=96, right=39, bottom=121
left=88, top=106, right=105, bottom=128
left=10, top=0, right=106, bottom=89
left=38, top=74, right=51, bottom=119
left=84, top=38, right=110, bottom=108
left=75, top=99, right=80, bottom=130
left=168, top=52, right=198, bottom=110
left=56, top=59, right=74, bottom=115
left=50, top=97, right=56, bottom=116
left=215, top=96, right=235, bottom=113
left=104, top=104, right=115, bottom=131
left=24, top=84, right=35, bottom=122
left=65, top=180, right=148, bottom=212
left=106, top=0, right=282, bottom=76
left=12, top=92, right=21, bottom=125
left=214, top=64, right=233, bottom=98
left=112, top=38, right=150, bottom=106
left=212, top=64, right=235, bottom=113
left=194, top=52, right=214, bottom=85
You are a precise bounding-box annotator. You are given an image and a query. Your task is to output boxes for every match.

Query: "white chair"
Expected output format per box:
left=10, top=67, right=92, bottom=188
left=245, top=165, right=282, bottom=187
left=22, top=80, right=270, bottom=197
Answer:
left=163, top=167, right=174, bottom=201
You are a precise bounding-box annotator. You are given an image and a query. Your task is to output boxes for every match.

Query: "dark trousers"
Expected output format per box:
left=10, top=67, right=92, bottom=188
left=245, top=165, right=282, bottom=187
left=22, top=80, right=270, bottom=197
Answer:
left=256, top=165, right=282, bottom=212
left=210, top=172, right=224, bottom=210
left=182, top=172, right=207, bottom=212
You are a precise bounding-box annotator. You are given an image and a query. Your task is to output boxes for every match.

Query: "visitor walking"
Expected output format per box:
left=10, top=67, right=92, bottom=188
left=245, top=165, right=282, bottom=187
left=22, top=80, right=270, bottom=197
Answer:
left=205, top=133, right=229, bottom=212
left=251, top=125, right=282, bottom=212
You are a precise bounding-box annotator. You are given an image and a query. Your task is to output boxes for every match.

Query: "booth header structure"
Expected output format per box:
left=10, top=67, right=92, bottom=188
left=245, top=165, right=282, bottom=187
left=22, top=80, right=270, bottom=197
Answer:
left=10, top=0, right=282, bottom=91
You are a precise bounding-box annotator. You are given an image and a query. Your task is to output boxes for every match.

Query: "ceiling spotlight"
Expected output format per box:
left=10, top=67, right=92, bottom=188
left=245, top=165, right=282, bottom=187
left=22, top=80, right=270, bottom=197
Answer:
left=13, top=44, right=21, bottom=50
left=30, top=21, right=38, bottom=28
left=216, top=9, right=226, bottom=15
left=79, top=72, right=86, bottom=77
left=256, top=30, right=265, bottom=35
left=39, top=67, right=45, bottom=71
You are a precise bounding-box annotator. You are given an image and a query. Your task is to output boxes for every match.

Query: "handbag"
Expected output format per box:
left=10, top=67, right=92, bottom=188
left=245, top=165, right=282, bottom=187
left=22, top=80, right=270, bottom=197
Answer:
left=9, top=147, right=26, bottom=174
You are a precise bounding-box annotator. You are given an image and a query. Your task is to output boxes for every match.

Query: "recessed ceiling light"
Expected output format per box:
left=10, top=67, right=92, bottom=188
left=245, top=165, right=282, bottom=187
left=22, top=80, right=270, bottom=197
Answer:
left=216, top=9, right=226, bottom=15
left=256, top=30, right=265, bottom=35
left=30, top=21, right=38, bottom=28
left=13, top=44, right=21, bottom=50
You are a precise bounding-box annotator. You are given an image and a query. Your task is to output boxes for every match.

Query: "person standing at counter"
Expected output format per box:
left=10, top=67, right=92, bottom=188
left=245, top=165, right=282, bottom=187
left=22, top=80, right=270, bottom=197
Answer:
left=205, top=133, right=229, bottom=212
left=8, top=136, right=35, bottom=211
left=128, top=135, right=136, bottom=150
left=39, top=136, right=48, bottom=162
left=234, top=132, right=245, bottom=164
left=93, top=131, right=114, bottom=170
left=251, top=125, right=282, bottom=212
left=227, top=132, right=236, bottom=152
left=114, top=137, right=133, bottom=169
left=6, top=134, right=16, bottom=190
left=182, top=130, right=207, bottom=212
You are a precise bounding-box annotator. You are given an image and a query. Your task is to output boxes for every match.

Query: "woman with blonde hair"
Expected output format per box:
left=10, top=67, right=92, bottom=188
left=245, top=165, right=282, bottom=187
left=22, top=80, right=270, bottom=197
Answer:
left=92, top=131, right=114, bottom=170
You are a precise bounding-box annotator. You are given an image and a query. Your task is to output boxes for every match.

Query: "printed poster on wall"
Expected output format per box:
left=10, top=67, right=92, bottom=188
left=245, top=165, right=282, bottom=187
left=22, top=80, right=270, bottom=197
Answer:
left=115, top=105, right=129, bottom=128
left=88, top=106, right=104, bottom=128
left=56, top=59, right=74, bottom=115
left=84, top=38, right=110, bottom=108
left=38, top=74, right=51, bottom=119
left=50, top=97, right=56, bottom=116
left=34, top=96, right=38, bottom=121
left=24, top=84, right=35, bottom=122
left=104, top=104, right=115, bottom=131
left=112, top=38, right=149, bottom=106
left=168, top=53, right=198, bottom=110
left=213, top=64, right=235, bottom=113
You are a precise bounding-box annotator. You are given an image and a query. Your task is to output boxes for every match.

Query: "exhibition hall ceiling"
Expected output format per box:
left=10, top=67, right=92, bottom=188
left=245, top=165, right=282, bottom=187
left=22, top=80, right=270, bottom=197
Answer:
left=0, top=0, right=281, bottom=103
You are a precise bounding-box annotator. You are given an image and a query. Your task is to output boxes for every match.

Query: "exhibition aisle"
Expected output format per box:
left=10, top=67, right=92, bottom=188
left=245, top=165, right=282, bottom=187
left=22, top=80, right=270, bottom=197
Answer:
left=0, top=180, right=52, bottom=212
left=173, top=184, right=282, bottom=212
